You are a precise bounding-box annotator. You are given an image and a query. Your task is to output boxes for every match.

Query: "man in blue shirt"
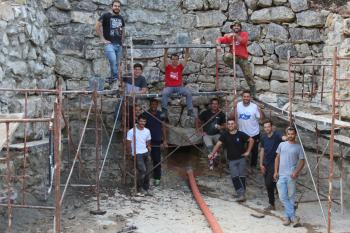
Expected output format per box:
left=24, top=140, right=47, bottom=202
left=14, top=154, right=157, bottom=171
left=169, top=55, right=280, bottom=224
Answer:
left=143, top=99, right=167, bottom=186
left=259, top=120, right=285, bottom=211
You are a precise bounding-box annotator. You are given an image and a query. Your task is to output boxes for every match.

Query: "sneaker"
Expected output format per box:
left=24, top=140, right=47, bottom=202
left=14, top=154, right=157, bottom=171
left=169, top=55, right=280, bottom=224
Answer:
left=264, top=205, right=276, bottom=211
left=236, top=195, right=246, bottom=202
left=154, top=179, right=161, bottom=187
left=187, top=109, right=194, bottom=117
left=282, top=217, right=291, bottom=226
left=291, top=216, right=301, bottom=227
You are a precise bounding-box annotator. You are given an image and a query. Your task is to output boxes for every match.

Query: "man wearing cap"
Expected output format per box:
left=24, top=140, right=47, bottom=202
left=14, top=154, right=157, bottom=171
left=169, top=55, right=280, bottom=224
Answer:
left=216, top=21, right=255, bottom=97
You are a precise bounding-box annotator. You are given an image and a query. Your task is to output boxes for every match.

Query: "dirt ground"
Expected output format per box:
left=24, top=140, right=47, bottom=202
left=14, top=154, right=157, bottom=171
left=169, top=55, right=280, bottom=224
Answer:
left=2, top=148, right=350, bottom=233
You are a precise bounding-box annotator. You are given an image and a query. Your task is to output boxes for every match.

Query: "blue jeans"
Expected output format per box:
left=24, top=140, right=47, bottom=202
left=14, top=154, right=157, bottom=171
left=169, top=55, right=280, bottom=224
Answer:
left=161, top=86, right=193, bottom=111
left=277, top=175, right=296, bottom=218
left=104, top=43, right=122, bottom=81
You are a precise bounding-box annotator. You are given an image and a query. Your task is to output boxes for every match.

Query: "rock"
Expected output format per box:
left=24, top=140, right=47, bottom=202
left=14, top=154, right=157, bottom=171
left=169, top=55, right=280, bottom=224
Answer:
left=7, top=61, right=28, bottom=76
left=0, top=66, right=4, bottom=81
left=244, top=0, right=258, bottom=10
left=270, top=69, right=290, bottom=82
left=177, top=14, right=197, bottom=29
left=289, top=0, right=308, bottom=13
left=46, top=6, right=71, bottom=25
left=183, top=61, right=201, bottom=75
left=52, top=35, right=85, bottom=57
left=289, top=28, right=322, bottom=43
left=199, top=83, right=215, bottom=91
left=0, top=3, right=15, bottom=21
left=339, top=38, right=350, bottom=57
left=255, top=77, right=270, bottom=91
left=42, top=47, right=56, bottom=66
left=37, top=75, right=56, bottom=89
left=182, top=0, right=203, bottom=10
left=344, top=18, right=350, bottom=37
left=248, top=42, right=263, bottom=56
left=131, top=49, right=163, bottom=59
left=258, top=92, right=277, bottom=103
left=76, top=1, right=98, bottom=11
left=195, top=11, right=226, bottom=28
left=265, top=23, right=289, bottom=42
left=257, top=0, right=272, bottom=8
left=203, top=49, right=216, bottom=68
left=141, top=0, right=177, bottom=11
left=92, top=58, right=110, bottom=78
left=56, top=24, right=94, bottom=37
left=254, top=65, right=272, bottom=79
left=250, top=6, right=295, bottom=23
left=55, top=55, right=92, bottom=78
left=40, top=0, right=54, bottom=9
left=71, top=11, right=96, bottom=25
left=295, top=43, right=311, bottom=57
left=273, top=0, right=287, bottom=5
left=296, top=10, right=325, bottom=28
left=28, top=61, right=45, bottom=75
left=54, top=0, right=71, bottom=10
left=92, top=0, right=112, bottom=5
left=25, top=25, right=49, bottom=46
left=262, top=41, right=275, bottom=54
left=251, top=56, right=264, bottom=64
left=167, top=126, right=201, bottom=146
left=190, top=28, right=221, bottom=45
left=270, top=80, right=302, bottom=94
left=242, top=23, right=261, bottom=41
left=143, top=66, right=160, bottom=84
left=228, top=0, right=248, bottom=21
left=126, top=9, right=167, bottom=24
left=275, top=43, right=297, bottom=60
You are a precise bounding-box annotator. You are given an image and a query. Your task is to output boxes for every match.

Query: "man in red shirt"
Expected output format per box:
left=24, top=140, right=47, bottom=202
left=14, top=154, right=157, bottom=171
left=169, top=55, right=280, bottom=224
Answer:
left=216, top=21, right=256, bottom=96
left=161, top=48, right=193, bottom=118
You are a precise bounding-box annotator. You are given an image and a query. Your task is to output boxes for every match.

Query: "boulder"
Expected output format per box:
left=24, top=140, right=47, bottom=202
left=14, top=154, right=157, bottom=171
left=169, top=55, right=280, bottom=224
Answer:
left=143, top=66, right=161, bottom=84
left=295, top=43, right=311, bottom=57
left=71, top=11, right=96, bottom=25
left=55, top=55, right=92, bottom=78
left=258, top=0, right=272, bottom=8
left=56, top=24, right=94, bottom=37
left=254, top=65, right=272, bottom=79
left=242, top=23, right=261, bottom=41
left=289, top=0, right=308, bottom=13
left=248, top=42, right=264, bottom=56
left=339, top=38, right=350, bottom=57
left=244, top=0, right=258, bottom=10
left=271, top=69, right=289, bottom=82
left=273, top=0, right=287, bottom=5
left=46, top=6, right=71, bottom=25
left=289, top=28, right=322, bottom=43
left=195, top=11, right=226, bottom=28
left=228, top=0, right=248, bottom=21
left=251, top=56, right=264, bottom=64
left=54, top=0, right=71, bottom=10
left=265, top=23, right=289, bottom=42
left=343, top=18, right=350, bottom=37
left=182, top=0, right=204, bottom=10
left=51, top=35, right=85, bottom=57
left=250, top=6, right=295, bottom=23
left=76, top=1, right=98, bottom=11
left=199, top=83, right=216, bottom=91
left=6, top=61, right=28, bottom=76
left=261, top=41, right=275, bottom=54
left=275, top=43, right=297, bottom=60
left=92, top=58, right=110, bottom=78
left=0, top=3, right=15, bottom=21
left=92, top=0, right=112, bottom=5
left=203, top=49, right=216, bottom=68
left=255, top=77, right=270, bottom=91
left=126, top=9, right=167, bottom=24
left=270, top=80, right=302, bottom=94
left=296, top=10, right=326, bottom=28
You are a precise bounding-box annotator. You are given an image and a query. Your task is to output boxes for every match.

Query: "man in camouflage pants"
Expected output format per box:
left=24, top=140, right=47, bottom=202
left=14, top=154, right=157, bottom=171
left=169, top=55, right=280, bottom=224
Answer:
left=216, top=21, right=255, bottom=97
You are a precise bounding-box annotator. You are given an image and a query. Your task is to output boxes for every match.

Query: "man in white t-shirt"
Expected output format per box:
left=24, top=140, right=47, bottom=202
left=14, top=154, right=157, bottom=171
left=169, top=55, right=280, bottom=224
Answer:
left=127, top=115, right=152, bottom=194
left=233, top=90, right=264, bottom=169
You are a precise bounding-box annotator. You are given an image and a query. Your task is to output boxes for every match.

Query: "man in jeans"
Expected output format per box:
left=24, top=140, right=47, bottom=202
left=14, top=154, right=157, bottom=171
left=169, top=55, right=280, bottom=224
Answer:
left=161, top=48, right=193, bottom=118
left=274, top=127, right=305, bottom=227
left=259, top=120, right=286, bottom=211
left=209, top=118, right=253, bottom=202
left=95, top=0, right=125, bottom=88
left=127, top=115, right=152, bottom=195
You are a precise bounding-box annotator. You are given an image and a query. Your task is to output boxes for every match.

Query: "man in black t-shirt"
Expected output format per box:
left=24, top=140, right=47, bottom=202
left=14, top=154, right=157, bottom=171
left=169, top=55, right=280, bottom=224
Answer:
left=95, top=0, right=125, bottom=87
left=196, top=98, right=226, bottom=154
left=209, top=118, right=253, bottom=202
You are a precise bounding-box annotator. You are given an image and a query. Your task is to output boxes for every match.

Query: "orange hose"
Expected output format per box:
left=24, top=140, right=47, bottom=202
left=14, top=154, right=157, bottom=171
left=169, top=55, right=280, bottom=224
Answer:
left=186, top=168, right=224, bottom=233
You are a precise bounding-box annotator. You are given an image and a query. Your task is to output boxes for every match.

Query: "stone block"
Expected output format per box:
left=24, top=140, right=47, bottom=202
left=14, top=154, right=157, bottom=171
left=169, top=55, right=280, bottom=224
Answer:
left=46, top=6, right=71, bottom=25
left=143, top=66, right=161, bottom=84
left=71, top=11, right=96, bottom=25
left=55, top=55, right=92, bottom=78
left=54, top=0, right=72, bottom=10
left=244, top=0, right=258, bottom=10
left=92, top=58, right=110, bottom=78
left=255, top=77, right=270, bottom=91
left=126, top=9, right=167, bottom=24
left=76, top=1, right=98, bottom=11
left=339, top=38, right=350, bottom=57
left=52, top=35, right=85, bottom=57
left=265, top=23, right=289, bottom=42
left=195, top=11, right=226, bottom=28
left=289, top=0, right=308, bottom=13
left=296, top=10, right=326, bottom=28
left=6, top=61, right=28, bottom=76
left=228, top=0, right=248, bottom=21
left=251, top=56, right=264, bottom=64
left=40, top=0, right=54, bottom=9
left=295, top=43, right=311, bottom=57
left=199, top=83, right=216, bottom=91
left=92, top=0, right=112, bottom=5
left=273, top=0, right=287, bottom=5
left=0, top=3, right=15, bottom=21
left=258, top=0, right=272, bottom=8
left=184, top=62, right=201, bottom=75
left=248, top=42, right=264, bottom=56
left=198, top=75, right=215, bottom=83
left=182, top=0, right=204, bottom=10
left=42, top=47, right=56, bottom=66
left=289, top=28, right=322, bottom=44
left=343, top=18, right=350, bottom=37
left=56, top=24, right=94, bottom=37
left=270, top=80, right=302, bottom=94
left=250, top=6, right=295, bottom=23
left=242, top=23, right=261, bottom=41
left=254, top=65, right=272, bottom=79
left=203, top=49, right=216, bottom=68
left=275, top=43, right=297, bottom=60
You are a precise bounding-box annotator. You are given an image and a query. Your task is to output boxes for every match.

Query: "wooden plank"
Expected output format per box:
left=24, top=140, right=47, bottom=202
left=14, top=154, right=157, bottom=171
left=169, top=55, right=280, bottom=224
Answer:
left=0, top=113, right=24, bottom=151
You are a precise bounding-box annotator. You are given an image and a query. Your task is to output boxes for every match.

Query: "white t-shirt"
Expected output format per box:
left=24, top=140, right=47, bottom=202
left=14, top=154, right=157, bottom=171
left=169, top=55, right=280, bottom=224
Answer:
left=236, top=102, right=260, bottom=137
left=127, top=126, right=151, bottom=155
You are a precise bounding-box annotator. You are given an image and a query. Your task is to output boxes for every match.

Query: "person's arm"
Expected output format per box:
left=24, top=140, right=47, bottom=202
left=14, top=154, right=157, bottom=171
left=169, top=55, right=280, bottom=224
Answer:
left=229, top=99, right=238, bottom=121
left=163, top=48, right=168, bottom=69
left=182, top=48, right=190, bottom=67
left=291, top=159, right=305, bottom=179
left=146, top=140, right=152, bottom=152
left=161, top=121, right=168, bottom=147
left=195, top=117, right=202, bottom=132
left=273, top=154, right=280, bottom=180
left=259, top=148, right=266, bottom=174
left=208, top=140, right=223, bottom=157
left=95, top=16, right=110, bottom=44
left=126, top=140, right=132, bottom=155
left=242, top=137, right=254, bottom=157
left=257, top=104, right=265, bottom=122
left=216, top=36, right=232, bottom=45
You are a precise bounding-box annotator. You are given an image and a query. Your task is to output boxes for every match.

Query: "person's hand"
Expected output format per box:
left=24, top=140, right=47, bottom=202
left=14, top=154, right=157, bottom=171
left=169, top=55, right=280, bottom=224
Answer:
left=162, top=141, right=168, bottom=149
left=242, top=151, right=250, bottom=158
left=291, top=171, right=298, bottom=179
left=102, top=39, right=111, bottom=44
left=260, top=165, right=266, bottom=174
left=233, top=98, right=238, bottom=108
left=273, top=172, right=278, bottom=181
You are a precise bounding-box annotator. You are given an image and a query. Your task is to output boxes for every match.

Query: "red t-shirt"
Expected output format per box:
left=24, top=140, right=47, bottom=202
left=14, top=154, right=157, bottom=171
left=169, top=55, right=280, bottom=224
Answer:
left=217, top=31, right=249, bottom=59
left=164, top=63, right=184, bottom=87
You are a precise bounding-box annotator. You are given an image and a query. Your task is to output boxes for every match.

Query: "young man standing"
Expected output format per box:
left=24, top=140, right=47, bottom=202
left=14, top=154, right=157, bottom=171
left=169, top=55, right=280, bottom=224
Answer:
left=209, top=119, right=253, bottom=202
left=216, top=21, right=256, bottom=96
left=196, top=98, right=226, bottom=154
left=143, top=99, right=168, bottom=186
left=161, top=48, right=193, bottom=118
left=95, top=0, right=125, bottom=87
left=127, top=115, right=152, bottom=194
left=234, top=90, right=264, bottom=170
left=259, top=120, right=286, bottom=211
left=274, top=127, right=305, bottom=227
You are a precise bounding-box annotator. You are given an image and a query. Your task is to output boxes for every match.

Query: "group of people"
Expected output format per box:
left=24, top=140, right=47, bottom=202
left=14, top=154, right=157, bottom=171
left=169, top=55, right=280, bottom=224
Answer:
left=96, top=0, right=306, bottom=228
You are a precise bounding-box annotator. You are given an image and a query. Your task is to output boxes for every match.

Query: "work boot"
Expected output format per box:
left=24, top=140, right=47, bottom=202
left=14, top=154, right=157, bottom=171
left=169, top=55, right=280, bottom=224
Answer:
left=264, top=204, right=276, bottom=211
left=291, top=216, right=301, bottom=227
left=282, top=217, right=291, bottom=226
left=187, top=109, right=194, bottom=117
left=250, top=85, right=256, bottom=98
left=236, top=195, right=246, bottom=202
